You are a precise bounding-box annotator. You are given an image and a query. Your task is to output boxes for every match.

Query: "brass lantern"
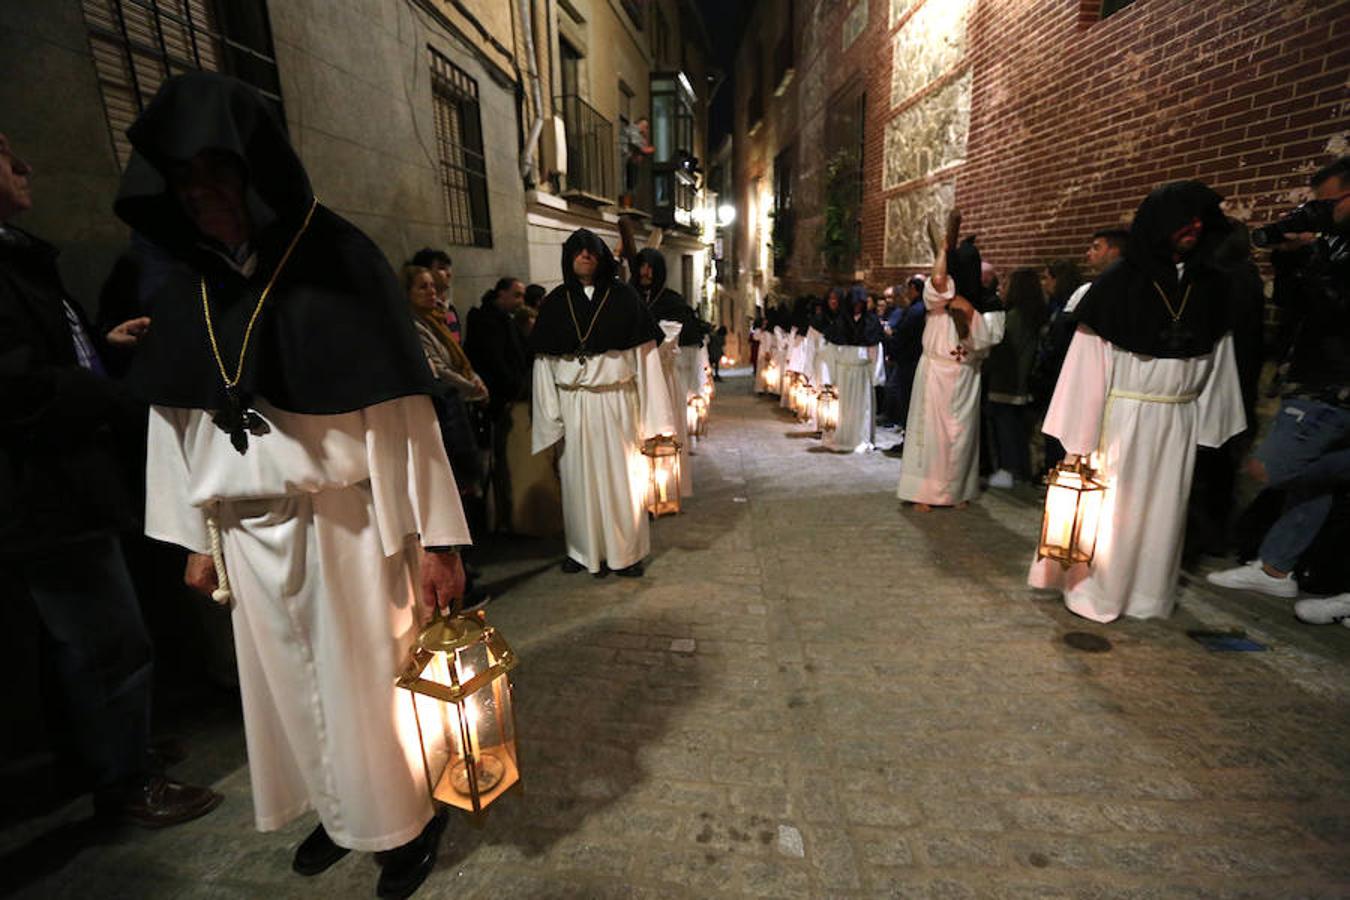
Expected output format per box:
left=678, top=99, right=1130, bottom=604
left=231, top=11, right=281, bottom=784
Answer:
left=799, top=384, right=818, bottom=424
left=642, top=434, right=682, bottom=517
left=396, top=610, right=521, bottom=818
left=764, top=361, right=781, bottom=395
left=1037, top=458, right=1107, bottom=567
left=687, top=395, right=708, bottom=439
left=817, top=386, right=839, bottom=433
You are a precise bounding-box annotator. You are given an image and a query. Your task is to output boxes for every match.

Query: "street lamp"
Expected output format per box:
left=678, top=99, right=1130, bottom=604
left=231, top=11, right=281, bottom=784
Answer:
left=396, top=610, right=521, bottom=818
left=1037, top=458, right=1106, bottom=567
left=717, top=203, right=736, bottom=226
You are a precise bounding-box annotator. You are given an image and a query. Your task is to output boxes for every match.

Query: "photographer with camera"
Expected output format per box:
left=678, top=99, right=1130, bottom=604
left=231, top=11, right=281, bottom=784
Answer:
left=1207, top=157, right=1350, bottom=625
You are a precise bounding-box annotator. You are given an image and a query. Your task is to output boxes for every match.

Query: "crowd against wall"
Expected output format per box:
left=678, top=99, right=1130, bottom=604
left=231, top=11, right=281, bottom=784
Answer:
left=747, top=154, right=1350, bottom=628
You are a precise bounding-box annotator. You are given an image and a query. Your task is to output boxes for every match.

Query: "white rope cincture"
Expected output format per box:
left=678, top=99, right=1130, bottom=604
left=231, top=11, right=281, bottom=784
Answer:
left=206, top=512, right=233, bottom=605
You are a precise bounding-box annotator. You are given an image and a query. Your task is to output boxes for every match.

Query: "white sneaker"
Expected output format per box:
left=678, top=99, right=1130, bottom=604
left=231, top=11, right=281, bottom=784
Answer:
left=1206, top=561, right=1298, bottom=599
left=1294, top=594, right=1350, bottom=626
left=988, top=470, right=1015, bottom=489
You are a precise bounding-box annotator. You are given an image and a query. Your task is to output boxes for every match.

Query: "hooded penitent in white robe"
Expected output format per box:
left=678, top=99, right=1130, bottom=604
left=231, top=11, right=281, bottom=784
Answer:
left=780, top=331, right=805, bottom=409
left=656, top=320, right=694, bottom=497
left=1028, top=327, right=1245, bottom=621
left=532, top=344, right=676, bottom=572
left=145, top=395, right=470, bottom=852
left=822, top=342, right=884, bottom=453
left=896, top=279, right=1004, bottom=505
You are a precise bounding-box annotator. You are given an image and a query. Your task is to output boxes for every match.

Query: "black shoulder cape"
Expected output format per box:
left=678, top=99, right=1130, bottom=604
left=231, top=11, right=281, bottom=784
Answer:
left=531, top=229, right=663, bottom=356
left=826, top=311, right=884, bottom=346
left=633, top=247, right=702, bottom=346
left=1074, top=181, right=1234, bottom=359
left=114, top=72, right=432, bottom=414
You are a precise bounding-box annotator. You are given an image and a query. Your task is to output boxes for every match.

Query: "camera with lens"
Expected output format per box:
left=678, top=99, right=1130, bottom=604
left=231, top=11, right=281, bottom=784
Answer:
left=1250, top=198, right=1337, bottom=247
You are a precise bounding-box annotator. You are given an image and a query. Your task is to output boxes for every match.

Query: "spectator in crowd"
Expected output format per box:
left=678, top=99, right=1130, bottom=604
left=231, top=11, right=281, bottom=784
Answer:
left=1065, top=228, right=1129, bottom=314
left=524, top=282, right=547, bottom=310
left=1029, top=257, right=1086, bottom=470
left=405, top=264, right=488, bottom=499
left=466, top=277, right=530, bottom=533
left=118, top=74, right=469, bottom=896
left=620, top=116, right=655, bottom=208
left=410, top=247, right=462, bottom=343
left=1029, top=181, right=1246, bottom=622
left=749, top=310, right=763, bottom=374
left=880, top=277, right=925, bottom=442
left=1185, top=219, right=1267, bottom=560
left=709, top=325, right=727, bottom=381
left=0, top=130, right=222, bottom=829
left=514, top=301, right=539, bottom=337
left=1207, top=157, right=1350, bottom=625
left=985, top=268, right=1047, bottom=487
left=531, top=229, right=675, bottom=577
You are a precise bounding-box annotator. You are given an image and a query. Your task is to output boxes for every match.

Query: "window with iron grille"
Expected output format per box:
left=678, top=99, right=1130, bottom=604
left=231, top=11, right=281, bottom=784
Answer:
left=80, top=0, right=283, bottom=168
left=430, top=48, right=493, bottom=248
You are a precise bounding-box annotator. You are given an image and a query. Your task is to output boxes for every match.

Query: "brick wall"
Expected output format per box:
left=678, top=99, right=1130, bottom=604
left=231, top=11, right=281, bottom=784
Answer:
left=737, top=0, right=1350, bottom=298
left=870, top=0, right=1350, bottom=286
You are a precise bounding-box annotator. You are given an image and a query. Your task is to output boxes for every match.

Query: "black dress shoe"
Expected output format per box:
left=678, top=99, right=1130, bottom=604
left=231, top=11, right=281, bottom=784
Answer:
left=560, top=557, right=584, bottom=574
left=376, top=811, right=448, bottom=899
left=292, top=822, right=350, bottom=876
left=97, top=775, right=223, bottom=829
left=613, top=562, right=644, bottom=578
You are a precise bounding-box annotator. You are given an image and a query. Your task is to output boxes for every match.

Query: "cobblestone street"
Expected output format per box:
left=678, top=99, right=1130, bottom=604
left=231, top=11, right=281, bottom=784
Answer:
left=7, top=373, right=1350, bottom=899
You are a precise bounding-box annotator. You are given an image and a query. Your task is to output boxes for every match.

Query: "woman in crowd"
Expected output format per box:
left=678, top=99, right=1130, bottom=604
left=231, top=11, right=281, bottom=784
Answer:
left=405, top=264, right=488, bottom=499
left=985, top=268, right=1047, bottom=487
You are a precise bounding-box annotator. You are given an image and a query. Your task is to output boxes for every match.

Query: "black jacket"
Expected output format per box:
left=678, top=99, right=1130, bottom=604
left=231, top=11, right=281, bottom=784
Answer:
left=1274, top=232, right=1350, bottom=404
left=0, top=227, right=143, bottom=553
left=465, top=300, right=530, bottom=413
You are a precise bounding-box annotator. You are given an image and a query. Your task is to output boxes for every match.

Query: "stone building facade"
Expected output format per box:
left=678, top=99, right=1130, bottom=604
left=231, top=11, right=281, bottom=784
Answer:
left=2, top=0, right=531, bottom=308
left=522, top=0, right=718, bottom=310
left=1, top=0, right=717, bottom=318
left=727, top=0, right=1350, bottom=330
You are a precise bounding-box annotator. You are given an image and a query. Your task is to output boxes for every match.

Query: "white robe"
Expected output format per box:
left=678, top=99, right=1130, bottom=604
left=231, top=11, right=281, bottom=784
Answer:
left=532, top=342, right=676, bottom=572
left=822, top=342, right=883, bottom=453
left=145, top=395, right=470, bottom=851
left=896, top=280, right=1003, bottom=505
left=656, top=321, right=694, bottom=497
left=810, top=327, right=834, bottom=388
left=1028, top=327, right=1246, bottom=622
left=780, top=332, right=805, bottom=408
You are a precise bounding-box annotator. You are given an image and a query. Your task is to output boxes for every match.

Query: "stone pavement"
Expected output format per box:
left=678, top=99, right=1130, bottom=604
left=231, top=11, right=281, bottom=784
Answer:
left=5, top=374, right=1349, bottom=899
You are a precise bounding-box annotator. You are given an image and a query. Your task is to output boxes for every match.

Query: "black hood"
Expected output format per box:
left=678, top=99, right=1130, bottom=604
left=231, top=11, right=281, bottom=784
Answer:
left=634, top=248, right=702, bottom=347
left=562, top=228, right=619, bottom=289
left=1074, top=181, right=1236, bottom=358
left=114, top=71, right=313, bottom=259
left=634, top=247, right=668, bottom=297
left=947, top=237, right=982, bottom=306
left=531, top=228, right=663, bottom=356
left=114, top=72, right=433, bottom=427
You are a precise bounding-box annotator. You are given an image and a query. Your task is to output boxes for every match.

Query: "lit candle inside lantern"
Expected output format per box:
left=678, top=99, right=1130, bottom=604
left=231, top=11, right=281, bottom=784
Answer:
left=656, top=467, right=669, bottom=503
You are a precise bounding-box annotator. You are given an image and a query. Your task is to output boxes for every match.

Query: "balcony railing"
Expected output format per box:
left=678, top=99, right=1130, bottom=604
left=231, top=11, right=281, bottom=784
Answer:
left=556, top=94, right=615, bottom=204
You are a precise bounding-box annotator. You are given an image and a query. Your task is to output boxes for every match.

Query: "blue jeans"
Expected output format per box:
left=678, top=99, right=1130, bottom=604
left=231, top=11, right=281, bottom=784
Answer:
left=1256, top=399, right=1350, bottom=572
left=8, top=533, right=153, bottom=792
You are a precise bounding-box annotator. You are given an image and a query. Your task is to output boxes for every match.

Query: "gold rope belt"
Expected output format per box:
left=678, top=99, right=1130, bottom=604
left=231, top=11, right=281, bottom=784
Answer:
left=1107, top=388, right=1200, bottom=404
left=557, top=379, right=636, bottom=393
